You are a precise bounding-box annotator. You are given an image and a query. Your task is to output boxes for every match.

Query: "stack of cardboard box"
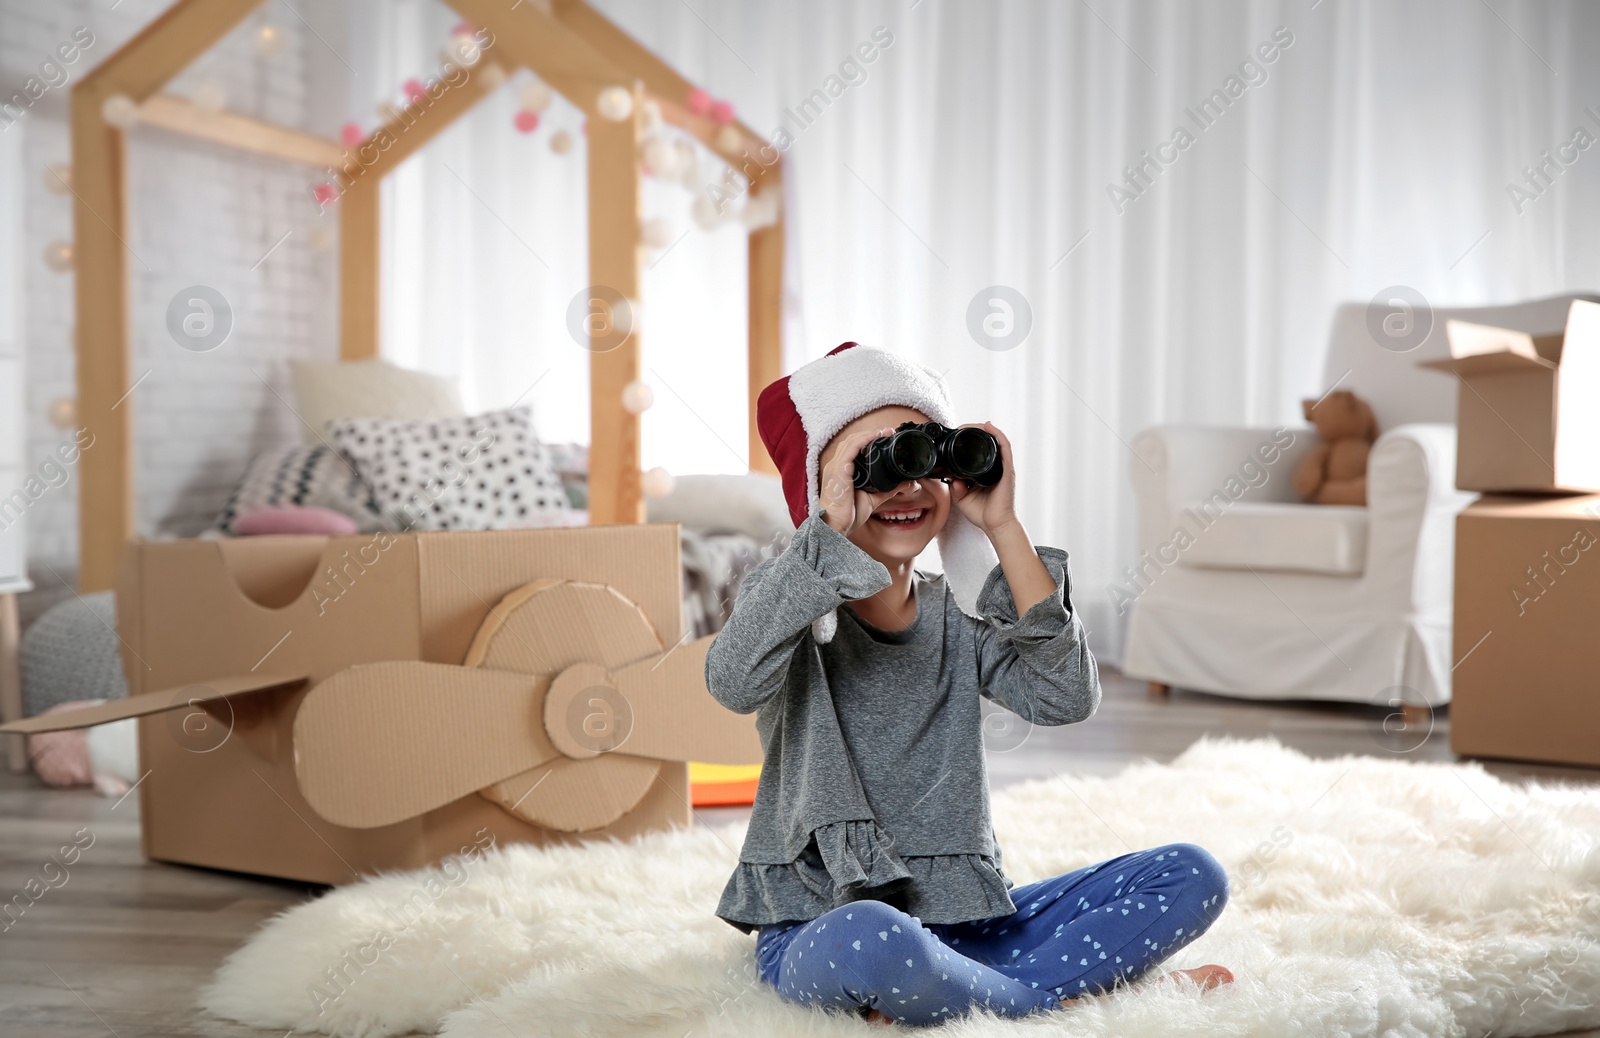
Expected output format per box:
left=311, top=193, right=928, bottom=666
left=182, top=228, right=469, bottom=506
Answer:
left=1421, top=299, right=1600, bottom=766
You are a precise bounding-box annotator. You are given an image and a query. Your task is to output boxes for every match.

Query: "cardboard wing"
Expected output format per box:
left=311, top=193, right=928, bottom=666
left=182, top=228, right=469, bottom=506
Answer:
left=293, top=579, right=759, bottom=832
left=0, top=674, right=307, bottom=734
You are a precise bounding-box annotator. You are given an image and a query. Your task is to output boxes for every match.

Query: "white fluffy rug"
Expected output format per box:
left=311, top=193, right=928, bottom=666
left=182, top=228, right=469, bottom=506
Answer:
left=200, top=736, right=1600, bottom=1037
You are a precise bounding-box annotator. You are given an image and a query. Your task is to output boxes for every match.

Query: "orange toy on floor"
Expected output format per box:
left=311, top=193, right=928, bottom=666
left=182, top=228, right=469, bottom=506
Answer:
left=1294, top=390, right=1379, bottom=506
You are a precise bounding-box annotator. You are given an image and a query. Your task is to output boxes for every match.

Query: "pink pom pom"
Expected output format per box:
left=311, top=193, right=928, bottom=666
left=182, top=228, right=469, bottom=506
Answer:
left=404, top=78, right=427, bottom=103
left=451, top=20, right=475, bottom=35
left=687, top=87, right=713, bottom=115
left=514, top=110, right=540, bottom=133
left=340, top=122, right=364, bottom=148
left=710, top=99, right=735, bottom=126
left=312, top=182, right=339, bottom=206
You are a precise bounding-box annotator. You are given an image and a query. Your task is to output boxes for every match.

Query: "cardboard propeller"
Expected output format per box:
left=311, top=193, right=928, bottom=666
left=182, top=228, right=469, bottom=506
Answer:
left=292, top=578, right=758, bottom=833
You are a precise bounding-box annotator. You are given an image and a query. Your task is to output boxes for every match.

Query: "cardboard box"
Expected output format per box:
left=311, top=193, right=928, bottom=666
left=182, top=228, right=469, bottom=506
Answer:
left=1420, top=299, right=1600, bottom=492
left=0, top=525, right=761, bottom=883
left=1450, top=494, right=1600, bottom=768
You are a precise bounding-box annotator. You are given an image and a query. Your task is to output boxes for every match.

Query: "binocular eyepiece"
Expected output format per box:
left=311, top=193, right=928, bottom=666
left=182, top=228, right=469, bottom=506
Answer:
left=852, top=421, right=1004, bottom=492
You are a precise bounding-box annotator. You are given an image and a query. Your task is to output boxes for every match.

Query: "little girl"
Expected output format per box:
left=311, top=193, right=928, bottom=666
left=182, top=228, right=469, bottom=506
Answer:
left=706, top=343, right=1233, bottom=1026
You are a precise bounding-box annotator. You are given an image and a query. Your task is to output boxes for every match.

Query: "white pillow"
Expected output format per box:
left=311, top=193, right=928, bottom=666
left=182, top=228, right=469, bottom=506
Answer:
left=646, top=472, right=794, bottom=542
left=290, top=359, right=464, bottom=445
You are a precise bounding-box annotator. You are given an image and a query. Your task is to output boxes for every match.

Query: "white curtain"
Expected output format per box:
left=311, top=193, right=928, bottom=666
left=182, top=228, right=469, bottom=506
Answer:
left=350, top=0, right=1600, bottom=658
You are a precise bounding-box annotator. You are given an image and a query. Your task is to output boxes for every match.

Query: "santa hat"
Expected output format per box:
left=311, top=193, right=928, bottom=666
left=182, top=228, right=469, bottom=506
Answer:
left=757, top=342, right=1000, bottom=644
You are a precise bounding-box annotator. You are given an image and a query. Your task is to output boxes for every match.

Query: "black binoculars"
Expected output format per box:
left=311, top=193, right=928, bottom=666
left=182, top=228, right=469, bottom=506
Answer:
left=853, top=421, right=1004, bottom=492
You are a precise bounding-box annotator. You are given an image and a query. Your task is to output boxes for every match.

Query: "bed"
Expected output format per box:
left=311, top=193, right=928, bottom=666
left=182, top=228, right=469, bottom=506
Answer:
left=68, top=0, right=787, bottom=594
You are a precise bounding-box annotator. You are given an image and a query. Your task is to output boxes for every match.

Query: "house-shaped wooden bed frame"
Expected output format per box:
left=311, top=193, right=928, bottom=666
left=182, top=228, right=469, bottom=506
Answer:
left=70, top=0, right=784, bottom=591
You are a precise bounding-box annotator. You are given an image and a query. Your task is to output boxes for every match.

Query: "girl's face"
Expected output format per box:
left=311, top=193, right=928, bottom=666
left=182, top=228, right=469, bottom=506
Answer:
left=818, top=406, right=950, bottom=566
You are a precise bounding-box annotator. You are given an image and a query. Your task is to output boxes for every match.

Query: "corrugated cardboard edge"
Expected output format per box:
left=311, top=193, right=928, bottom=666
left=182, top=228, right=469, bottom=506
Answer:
left=1418, top=352, right=1556, bottom=375
left=416, top=523, right=684, bottom=665
left=115, top=541, right=143, bottom=698
left=0, top=673, right=308, bottom=734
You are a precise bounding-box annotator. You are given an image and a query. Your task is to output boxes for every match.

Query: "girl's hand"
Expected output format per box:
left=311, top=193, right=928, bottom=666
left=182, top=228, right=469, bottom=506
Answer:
left=948, top=422, right=1019, bottom=535
left=817, top=426, right=899, bottom=536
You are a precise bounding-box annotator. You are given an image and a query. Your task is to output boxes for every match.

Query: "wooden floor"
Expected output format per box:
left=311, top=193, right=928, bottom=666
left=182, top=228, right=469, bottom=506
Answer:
left=3, top=668, right=1597, bottom=1038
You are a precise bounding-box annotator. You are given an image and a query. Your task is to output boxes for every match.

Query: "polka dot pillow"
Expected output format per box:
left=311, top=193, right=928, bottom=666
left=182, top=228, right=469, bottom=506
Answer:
left=326, top=407, right=574, bottom=531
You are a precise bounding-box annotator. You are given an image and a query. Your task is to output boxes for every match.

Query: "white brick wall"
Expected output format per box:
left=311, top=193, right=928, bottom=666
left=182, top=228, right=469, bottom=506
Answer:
left=1, top=0, right=340, bottom=574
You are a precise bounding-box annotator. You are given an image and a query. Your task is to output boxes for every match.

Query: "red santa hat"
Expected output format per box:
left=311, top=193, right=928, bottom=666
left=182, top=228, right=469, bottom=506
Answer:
left=757, top=342, right=1000, bottom=643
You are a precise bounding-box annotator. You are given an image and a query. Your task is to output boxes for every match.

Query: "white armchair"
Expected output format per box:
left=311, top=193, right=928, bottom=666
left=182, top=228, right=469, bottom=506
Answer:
left=1119, top=293, right=1596, bottom=708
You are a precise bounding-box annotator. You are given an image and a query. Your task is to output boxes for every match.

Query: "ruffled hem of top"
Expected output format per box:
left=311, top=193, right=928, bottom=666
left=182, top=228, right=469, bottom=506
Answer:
left=715, top=833, right=1019, bottom=934
left=811, top=818, right=912, bottom=894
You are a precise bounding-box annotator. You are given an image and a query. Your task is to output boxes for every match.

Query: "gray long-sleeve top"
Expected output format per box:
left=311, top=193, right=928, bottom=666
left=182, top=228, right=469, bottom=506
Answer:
left=706, top=512, right=1101, bottom=934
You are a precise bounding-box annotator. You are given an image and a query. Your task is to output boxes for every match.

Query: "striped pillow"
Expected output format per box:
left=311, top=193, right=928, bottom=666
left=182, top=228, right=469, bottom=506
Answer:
left=212, top=445, right=385, bottom=535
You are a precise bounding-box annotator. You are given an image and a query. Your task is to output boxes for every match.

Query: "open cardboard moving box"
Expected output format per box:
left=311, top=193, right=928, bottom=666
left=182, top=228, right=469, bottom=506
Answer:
left=1420, top=299, right=1600, bottom=493
left=0, top=524, right=762, bottom=884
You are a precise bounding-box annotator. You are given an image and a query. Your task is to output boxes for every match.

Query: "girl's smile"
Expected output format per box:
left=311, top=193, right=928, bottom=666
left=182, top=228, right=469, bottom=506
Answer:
left=869, top=504, right=929, bottom=531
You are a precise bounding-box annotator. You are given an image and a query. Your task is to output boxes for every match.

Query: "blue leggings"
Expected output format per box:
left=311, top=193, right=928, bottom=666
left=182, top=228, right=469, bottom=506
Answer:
left=755, top=842, right=1228, bottom=1026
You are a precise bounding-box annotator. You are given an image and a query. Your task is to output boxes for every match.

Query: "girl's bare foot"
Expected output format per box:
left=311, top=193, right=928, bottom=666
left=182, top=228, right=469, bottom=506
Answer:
left=1166, top=964, right=1234, bottom=990
left=863, top=1007, right=894, bottom=1025
left=1059, top=964, right=1234, bottom=1006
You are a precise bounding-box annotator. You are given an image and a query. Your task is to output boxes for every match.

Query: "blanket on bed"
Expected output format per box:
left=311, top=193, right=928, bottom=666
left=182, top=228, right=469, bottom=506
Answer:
left=679, top=527, right=789, bottom=639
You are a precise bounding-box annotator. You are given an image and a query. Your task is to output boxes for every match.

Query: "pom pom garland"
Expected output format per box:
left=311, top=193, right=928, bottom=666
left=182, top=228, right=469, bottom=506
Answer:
left=640, top=217, right=674, bottom=249
left=476, top=61, right=508, bottom=91
left=642, top=466, right=674, bottom=499
left=621, top=380, right=654, bottom=414
left=675, top=139, right=700, bottom=189
left=101, top=93, right=140, bottom=128
left=640, top=135, right=679, bottom=178
left=43, top=241, right=74, bottom=272
left=520, top=79, right=553, bottom=113
left=254, top=24, right=285, bottom=57
left=691, top=192, right=722, bottom=231
left=445, top=33, right=482, bottom=67
left=47, top=397, right=76, bottom=429
left=597, top=86, right=633, bottom=121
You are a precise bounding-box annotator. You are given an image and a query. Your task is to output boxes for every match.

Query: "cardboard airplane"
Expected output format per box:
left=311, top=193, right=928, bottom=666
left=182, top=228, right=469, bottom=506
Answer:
left=1, top=524, right=763, bottom=883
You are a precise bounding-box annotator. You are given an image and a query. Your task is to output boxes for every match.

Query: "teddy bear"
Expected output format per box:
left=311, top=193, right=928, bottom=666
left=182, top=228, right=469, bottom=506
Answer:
left=1294, top=390, right=1379, bottom=506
